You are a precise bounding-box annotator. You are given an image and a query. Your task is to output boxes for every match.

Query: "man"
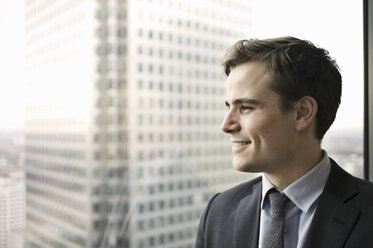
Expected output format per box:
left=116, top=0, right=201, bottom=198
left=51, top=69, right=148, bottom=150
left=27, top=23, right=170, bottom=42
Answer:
left=195, top=37, right=373, bottom=248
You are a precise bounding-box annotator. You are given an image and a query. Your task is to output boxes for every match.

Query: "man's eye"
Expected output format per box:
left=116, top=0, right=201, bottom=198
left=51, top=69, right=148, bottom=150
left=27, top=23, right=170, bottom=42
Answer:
left=241, top=105, right=253, bottom=111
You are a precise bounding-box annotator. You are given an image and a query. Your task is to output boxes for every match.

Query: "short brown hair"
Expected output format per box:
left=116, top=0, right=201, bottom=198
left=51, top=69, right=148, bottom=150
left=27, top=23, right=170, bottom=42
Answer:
left=222, top=36, right=342, bottom=140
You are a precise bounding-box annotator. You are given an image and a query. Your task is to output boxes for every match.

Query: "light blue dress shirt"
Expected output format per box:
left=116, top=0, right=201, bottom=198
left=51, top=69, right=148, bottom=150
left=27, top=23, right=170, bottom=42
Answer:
left=258, top=151, right=331, bottom=248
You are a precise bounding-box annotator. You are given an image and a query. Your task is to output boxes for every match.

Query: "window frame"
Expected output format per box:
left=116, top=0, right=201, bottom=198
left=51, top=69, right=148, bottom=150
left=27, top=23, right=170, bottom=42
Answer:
left=364, top=0, right=373, bottom=180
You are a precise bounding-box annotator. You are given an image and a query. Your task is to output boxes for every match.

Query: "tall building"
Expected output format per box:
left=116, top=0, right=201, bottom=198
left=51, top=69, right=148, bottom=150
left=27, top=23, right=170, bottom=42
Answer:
left=0, top=171, right=25, bottom=248
left=24, top=0, right=252, bottom=247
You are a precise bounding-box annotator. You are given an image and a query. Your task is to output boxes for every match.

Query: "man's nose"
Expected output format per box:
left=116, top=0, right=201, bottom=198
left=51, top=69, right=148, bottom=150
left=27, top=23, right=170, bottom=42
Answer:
left=221, top=110, right=241, bottom=133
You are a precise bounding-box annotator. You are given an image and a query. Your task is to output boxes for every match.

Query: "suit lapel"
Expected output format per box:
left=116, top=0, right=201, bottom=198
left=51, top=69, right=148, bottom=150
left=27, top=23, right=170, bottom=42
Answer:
left=233, top=180, right=262, bottom=248
left=305, top=159, right=361, bottom=248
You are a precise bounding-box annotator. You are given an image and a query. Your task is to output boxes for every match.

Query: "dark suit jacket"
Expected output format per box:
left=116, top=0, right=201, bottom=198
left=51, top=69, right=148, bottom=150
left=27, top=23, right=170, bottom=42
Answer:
left=196, top=159, right=373, bottom=248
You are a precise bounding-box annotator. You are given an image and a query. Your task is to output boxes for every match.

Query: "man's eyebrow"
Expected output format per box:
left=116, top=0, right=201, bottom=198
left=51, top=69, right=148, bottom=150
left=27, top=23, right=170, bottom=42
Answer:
left=225, top=98, right=262, bottom=105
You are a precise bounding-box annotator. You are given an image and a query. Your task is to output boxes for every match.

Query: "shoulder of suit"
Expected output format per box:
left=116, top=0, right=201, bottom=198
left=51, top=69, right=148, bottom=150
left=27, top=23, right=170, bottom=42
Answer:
left=352, top=174, right=373, bottom=193
left=211, top=176, right=262, bottom=204
left=329, top=158, right=373, bottom=199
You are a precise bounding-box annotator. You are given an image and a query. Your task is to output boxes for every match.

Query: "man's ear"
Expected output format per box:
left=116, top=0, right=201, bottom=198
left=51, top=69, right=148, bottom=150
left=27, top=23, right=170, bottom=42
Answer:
left=295, top=96, right=318, bottom=131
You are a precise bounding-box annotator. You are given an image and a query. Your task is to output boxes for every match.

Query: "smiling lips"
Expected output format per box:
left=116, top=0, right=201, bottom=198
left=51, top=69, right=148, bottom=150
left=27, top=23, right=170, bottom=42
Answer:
left=232, top=140, right=252, bottom=146
left=231, top=140, right=251, bottom=152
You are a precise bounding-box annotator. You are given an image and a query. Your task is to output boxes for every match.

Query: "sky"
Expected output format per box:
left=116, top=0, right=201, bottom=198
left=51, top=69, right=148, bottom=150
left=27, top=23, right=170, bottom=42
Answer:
left=0, top=0, right=25, bottom=131
left=0, top=0, right=364, bottom=132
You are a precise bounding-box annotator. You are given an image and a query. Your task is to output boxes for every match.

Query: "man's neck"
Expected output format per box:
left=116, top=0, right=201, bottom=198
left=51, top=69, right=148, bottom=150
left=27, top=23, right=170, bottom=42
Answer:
left=265, top=147, right=323, bottom=190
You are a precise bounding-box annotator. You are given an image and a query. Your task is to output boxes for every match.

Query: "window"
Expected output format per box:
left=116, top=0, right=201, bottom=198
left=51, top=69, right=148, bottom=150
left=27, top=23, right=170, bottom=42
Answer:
left=2, top=1, right=366, bottom=248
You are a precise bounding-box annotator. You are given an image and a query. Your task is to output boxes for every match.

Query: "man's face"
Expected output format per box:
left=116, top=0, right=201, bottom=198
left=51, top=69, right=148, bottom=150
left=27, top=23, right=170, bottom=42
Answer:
left=221, top=62, right=298, bottom=174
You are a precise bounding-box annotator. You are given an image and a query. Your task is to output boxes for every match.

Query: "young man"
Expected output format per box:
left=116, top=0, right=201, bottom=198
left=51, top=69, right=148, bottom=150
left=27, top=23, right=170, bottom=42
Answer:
left=195, top=37, right=373, bottom=248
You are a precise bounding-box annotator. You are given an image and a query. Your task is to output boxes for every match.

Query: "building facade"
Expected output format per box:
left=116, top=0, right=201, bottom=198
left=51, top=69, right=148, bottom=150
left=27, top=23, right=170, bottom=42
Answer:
left=0, top=172, right=25, bottom=248
left=24, top=0, right=252, bottom=247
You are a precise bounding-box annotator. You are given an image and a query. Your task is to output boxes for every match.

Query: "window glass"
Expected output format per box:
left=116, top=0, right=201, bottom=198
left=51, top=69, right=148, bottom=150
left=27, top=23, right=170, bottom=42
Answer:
left=0, top=1, right=364, bottom=248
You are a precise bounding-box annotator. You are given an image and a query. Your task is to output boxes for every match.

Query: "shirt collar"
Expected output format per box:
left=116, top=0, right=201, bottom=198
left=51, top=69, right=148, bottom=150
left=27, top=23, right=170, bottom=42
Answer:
left=261, top=150, right=331, bottom=213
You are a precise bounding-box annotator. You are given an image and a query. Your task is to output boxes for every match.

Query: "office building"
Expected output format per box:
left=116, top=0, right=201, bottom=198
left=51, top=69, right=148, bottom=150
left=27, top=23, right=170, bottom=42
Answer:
left=25, top=0, right=252, bottom=247
left=0, top=171, right=25, bottom=248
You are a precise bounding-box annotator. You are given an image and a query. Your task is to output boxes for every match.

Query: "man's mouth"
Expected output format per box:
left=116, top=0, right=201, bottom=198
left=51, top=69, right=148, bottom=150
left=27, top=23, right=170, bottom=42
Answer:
left=233, top=141, right=252, bottom=146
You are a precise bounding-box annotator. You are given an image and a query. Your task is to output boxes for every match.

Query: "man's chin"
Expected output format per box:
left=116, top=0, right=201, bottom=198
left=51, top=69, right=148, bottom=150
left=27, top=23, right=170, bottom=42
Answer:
left=232, top=161, right=260, bottom=173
